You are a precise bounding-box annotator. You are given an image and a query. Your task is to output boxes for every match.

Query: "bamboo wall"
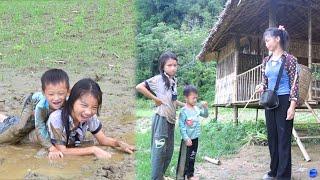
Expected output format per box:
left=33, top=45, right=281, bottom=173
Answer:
left=215, top=51, right=235, bottom=105
left=214, top=37, right=320, bottom=105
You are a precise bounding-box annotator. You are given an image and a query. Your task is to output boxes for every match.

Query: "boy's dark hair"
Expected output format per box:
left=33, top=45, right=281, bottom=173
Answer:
left=41, top=69, right=70, bottom=91
left=263, top=27, right=289, bottom=51
left=158, top=51, right=178, bottom=90
left=183, top=85, right=198, bottom=97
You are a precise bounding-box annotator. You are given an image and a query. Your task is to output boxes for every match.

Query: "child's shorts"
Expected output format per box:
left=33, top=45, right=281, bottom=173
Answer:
left=0, top=116, right=20, bottom=134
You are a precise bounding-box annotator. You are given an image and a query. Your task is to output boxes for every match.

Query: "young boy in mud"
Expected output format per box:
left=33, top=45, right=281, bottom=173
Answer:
left=0, top=69, right=70, bottom=159
left=176, top=85, right=208, bottom=180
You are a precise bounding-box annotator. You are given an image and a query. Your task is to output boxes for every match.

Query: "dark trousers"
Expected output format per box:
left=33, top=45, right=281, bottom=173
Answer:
left=265, top=95, right=293, bottom=180
left=176, top=138, right=198, bottom=179
left=151, top=114, right=175, bottom=180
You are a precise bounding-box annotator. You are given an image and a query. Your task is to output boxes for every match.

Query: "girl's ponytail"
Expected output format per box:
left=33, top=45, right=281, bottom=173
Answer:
left=263, top=25, right=290, bottom=51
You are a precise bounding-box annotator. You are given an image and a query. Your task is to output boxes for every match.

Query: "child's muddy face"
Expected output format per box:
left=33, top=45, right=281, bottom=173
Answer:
left=44, top=82, right=69, bottom=110
left=185, top=92, right=198, bottom=106
left=164, top=59, right=178, bottom=77
left=71, top=93, right=98, bottom=123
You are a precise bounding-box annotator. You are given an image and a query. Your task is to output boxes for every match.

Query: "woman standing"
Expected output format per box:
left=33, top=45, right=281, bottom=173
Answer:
left=257, top=25, right=299, bottom=180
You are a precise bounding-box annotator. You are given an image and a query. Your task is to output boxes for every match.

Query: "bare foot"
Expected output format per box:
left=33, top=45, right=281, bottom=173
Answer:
left=0, top=114, right=8, bottom=123
left=188, top=176, right=199, bottom=180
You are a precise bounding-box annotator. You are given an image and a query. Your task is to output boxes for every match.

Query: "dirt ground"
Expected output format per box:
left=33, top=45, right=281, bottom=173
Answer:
left=0, top=62, right=136, bottom=179
left=195, top=144, right=320, bottom=180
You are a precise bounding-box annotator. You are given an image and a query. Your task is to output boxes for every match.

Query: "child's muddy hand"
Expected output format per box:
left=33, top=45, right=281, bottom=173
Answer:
left=185, top=139, right=192, bottom=147
left=119, top=141, right=136, bottom=154
left=154, top=98, right=164, bottom=106
left=201, top=101, right=208, bottom=108
left=48, top=151, right=63, bottom=160
left=93, top=146, right=112, bottom=159
left=49, top=145, right=58, bottom=152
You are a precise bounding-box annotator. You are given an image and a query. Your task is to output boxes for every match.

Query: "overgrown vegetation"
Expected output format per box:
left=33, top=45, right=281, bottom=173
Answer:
left=135, top=0, right=227, bottom=101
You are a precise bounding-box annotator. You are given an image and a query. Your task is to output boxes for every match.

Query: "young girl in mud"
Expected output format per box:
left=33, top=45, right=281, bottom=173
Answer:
left=136, top=51, right=185, bottom=179
left=48, top=78, right=135, bottom=158
left=256, top=25, right=298, bottom=180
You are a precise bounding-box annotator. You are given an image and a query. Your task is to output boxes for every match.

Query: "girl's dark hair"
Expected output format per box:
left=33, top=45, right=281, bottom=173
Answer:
left=158, top=51, right=178, bottom=89
left=61, top=78, right=102, bottom=126
left=183, top=85, right=198, bottom=97
left=263, top=27, right=289, bottom=51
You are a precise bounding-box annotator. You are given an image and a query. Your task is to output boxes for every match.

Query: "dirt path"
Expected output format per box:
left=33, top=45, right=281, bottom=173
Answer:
left=195, top=144, right=320, bottom=180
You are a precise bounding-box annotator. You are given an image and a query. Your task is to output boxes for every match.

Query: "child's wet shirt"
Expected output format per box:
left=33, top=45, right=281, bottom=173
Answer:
left=48, top=109, right=102, bottom=147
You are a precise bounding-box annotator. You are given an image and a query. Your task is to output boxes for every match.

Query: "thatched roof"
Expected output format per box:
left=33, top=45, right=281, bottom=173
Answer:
left=198, top=0, right=320, bottom=62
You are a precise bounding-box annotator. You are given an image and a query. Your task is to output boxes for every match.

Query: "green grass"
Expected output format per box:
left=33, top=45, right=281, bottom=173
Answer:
left=0, top=0, right=136, bottom=69
left=135, top=98, right=320, bottom=179
left=135, top=112, right=267, bottom=179
left=135, top=98, right=155, bottom=118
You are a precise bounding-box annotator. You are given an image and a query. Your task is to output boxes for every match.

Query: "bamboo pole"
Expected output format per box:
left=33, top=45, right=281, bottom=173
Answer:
left=292, top=128, right=311, bottom=162
left=203, top=156, right=221, bottom=165
left=304, top=102, right=320, bottom=123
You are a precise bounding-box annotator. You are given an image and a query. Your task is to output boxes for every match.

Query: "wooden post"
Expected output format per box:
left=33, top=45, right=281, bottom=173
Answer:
left=215, top=106, right=218, bottom=121
left=234, top=36, right=240, bottom=103
left=233, top=106, right=238, bottom=125
left=308, top=6, right=312, bottom=100
left=255, top=108, right=259, bottom=122
left=269, top=0, right=277, bottom=28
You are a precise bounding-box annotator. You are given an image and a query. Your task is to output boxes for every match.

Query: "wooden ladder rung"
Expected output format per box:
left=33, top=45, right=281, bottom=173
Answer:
left=296, top=109, right=312, bottom=112
left=306, top=100, right=318, bottom=105
left=299, top=136, right=320, bottom=139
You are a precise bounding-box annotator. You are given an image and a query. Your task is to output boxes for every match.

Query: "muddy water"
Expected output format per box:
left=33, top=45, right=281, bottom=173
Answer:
left=0, top=135, right=133, bottom=179
left=0, top=111, right=135, bottom=179
left=0, top=131, right=134, bottom=179
left=0, top=61, right=136, bottom=179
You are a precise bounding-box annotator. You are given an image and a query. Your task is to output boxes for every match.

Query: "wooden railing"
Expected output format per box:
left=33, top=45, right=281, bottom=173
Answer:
left=236, top=63, right=320, bottom=103
left=236, top=64, right=263, bottom=103
left=311, top=63, right=320, bottom=100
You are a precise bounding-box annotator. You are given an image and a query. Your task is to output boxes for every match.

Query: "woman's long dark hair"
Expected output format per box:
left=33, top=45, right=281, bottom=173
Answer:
left=61, top=78, right=103, bottom=127
left=263, top=27, right=289, bottom=51
left=158, top=51, right=178, bottom=90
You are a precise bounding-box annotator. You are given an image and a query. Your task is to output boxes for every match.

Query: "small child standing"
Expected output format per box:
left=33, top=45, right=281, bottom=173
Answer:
left=176, top=85, right=208, bottom=180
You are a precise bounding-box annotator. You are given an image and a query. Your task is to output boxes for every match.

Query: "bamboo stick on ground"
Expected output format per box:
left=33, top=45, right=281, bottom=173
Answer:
left=203, top=156, right=221, bottom=165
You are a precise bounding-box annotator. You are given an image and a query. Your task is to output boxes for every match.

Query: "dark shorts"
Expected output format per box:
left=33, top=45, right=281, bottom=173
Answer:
left=0, top=94, right=35, bottom=144
left=0, top=116, right=20, bottom=134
